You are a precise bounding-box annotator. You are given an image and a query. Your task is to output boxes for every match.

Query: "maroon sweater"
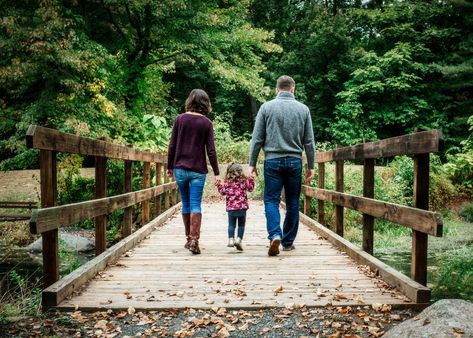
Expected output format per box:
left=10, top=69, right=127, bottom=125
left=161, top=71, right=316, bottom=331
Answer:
left=167, top=113, right=220, bottom=175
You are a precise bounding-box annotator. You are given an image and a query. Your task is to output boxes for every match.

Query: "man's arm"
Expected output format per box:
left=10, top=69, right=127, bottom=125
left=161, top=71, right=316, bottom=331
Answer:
left=303, top=110, right=316, bottom=183
left=248, top=106, right=266, bottom=174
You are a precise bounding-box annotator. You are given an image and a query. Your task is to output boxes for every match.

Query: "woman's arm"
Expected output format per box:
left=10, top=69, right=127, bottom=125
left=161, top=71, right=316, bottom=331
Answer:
left=167, top=117, right=179, bottom=172
left=206, top=122, right=220, bottom=178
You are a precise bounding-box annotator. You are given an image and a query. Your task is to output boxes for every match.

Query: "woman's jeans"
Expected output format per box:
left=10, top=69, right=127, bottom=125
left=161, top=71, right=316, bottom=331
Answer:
left=263, top=156, right=302, bottom=248
left=228, top=210, right=246, bottom=239
left=174, top=168, right=206, bottom=214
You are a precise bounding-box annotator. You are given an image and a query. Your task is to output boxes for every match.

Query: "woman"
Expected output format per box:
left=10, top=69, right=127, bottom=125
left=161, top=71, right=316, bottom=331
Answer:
left=166, top=89, right=221, bottom=254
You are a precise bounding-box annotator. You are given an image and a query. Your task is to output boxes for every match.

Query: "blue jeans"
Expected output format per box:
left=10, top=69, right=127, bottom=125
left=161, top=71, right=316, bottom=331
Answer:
left=174, top=168, right=206, bottom=214
left=228, top=210, right=246, bottom=239
left=263, top=156, right=302, bottom=247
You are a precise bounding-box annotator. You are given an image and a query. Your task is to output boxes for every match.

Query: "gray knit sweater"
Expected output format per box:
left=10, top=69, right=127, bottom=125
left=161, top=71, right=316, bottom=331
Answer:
left=249, top=91, right=316, bottom=169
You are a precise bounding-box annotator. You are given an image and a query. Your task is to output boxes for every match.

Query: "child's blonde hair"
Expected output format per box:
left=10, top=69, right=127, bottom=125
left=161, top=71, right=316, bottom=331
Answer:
left=225, top=163, right=245, bottom=181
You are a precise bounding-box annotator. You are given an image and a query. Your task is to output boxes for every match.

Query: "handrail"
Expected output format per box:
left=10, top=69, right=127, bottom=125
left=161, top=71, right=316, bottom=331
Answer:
left=302, top=129, right=443, bottom=290
left=26, top=125, right=179, bottom=293
left=315, top=130, right=443, bottom=163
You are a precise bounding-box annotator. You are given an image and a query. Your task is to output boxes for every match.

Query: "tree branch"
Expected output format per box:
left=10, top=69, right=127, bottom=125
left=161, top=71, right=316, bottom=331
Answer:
left=144, top=51, right=183, bottom=67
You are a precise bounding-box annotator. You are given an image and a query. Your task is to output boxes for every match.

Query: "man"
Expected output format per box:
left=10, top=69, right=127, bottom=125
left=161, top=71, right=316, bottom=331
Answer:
left=249, top=75, right=315, bottom=256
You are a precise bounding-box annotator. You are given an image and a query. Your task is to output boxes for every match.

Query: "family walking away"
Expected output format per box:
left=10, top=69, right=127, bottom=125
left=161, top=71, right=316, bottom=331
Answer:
left=166, top=89, right=221, bottom=255
left=167, top=75, right=315, bottom=257
left=249, top=75, right=316, bottom=256
left=217, top=163, right=255, bottom=251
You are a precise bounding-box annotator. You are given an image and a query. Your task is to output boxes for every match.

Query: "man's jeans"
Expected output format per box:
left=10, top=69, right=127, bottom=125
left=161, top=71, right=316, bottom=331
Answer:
left=263, top=156, right=302, bottom=247
left=174, top=168, right=206, bottom=214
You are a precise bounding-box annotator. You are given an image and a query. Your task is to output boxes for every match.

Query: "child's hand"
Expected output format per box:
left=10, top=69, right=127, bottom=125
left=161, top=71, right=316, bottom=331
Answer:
left=214, top=175, right=222, bottom=186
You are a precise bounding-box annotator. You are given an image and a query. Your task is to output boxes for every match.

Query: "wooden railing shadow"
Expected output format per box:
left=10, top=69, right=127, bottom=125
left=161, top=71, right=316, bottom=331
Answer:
left=26, top=125, right=180, bottom=307
left=300, top=129, right=444, bottom=304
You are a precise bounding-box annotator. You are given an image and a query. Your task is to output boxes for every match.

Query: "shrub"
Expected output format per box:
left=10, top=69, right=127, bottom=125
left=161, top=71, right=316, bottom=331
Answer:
left=459, top=203, right=473, bottom=222
left=444, top=148, right=473, bottom=193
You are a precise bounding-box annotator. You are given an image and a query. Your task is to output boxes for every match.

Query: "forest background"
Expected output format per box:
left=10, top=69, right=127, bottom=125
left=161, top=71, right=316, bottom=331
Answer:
left=1, top=0, right=473, bottom=319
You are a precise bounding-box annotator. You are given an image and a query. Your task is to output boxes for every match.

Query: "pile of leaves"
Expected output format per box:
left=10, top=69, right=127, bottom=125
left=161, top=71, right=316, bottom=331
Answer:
left=0, top=303, right=417, bottom=337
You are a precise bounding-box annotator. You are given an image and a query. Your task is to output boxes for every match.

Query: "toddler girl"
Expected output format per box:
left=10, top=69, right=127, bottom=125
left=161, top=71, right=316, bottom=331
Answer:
left=216, top=163, right=255, bottom=251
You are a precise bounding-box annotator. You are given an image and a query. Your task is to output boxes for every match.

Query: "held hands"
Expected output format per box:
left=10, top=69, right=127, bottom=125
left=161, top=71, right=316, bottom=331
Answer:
left=306, top=168, right=315, bottom=184
left=166, top=169, right=173, bottom=177
left=214, top=175, right=222, bottom=186
left=248, top=166, right=258, bottom=178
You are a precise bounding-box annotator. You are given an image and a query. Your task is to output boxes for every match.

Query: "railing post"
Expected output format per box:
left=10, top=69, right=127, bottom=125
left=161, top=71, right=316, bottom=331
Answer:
left=164, top=164, right=170, bottom=210
left=335, top=145, right=344, bottom=237
left=318, top=163, right=325, bottom=226
left=303, top=163, right=311, bottom=216
left=94, top=156, right=107, bottom=255
left=122, top=160, right=133, bottom=237
left=155, top=163, right=163, bottom=215
left=40, top=149, right=58, bottom=288
left=363, top=152, right=375, bottom=255
left=142, top=162, right=150, bottom=225
left=412, top=152, right=430, bottom=285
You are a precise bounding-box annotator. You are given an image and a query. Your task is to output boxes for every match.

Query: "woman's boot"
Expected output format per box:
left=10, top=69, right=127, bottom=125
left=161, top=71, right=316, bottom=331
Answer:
left=182, top=213, right=191, bottom=249
left=189, top=213, right=202, bottom=254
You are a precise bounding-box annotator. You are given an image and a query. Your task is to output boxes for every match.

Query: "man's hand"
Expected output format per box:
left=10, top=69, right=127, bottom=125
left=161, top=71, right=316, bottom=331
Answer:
left=306, top=169, right=315, bottom=184
left=166, top=169, right=173, bottom=177
left=214, top=175, right=222, bottom=186
left=248, top=166, right=258, bottom=177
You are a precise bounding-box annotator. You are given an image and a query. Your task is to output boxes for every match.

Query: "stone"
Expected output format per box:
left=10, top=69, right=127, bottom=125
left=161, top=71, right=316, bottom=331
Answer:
left=384, top=299, right=473, bottom=338
left=27, top=229, right=95, bottom=253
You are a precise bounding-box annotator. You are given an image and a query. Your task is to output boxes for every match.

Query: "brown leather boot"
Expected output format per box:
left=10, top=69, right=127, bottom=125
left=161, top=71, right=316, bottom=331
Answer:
left=189, top=212, right=202, bottom=254
left=182, top=213, right=191, bottom=249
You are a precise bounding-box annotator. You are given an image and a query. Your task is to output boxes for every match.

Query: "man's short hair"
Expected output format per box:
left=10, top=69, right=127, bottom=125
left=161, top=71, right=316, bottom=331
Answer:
left=277, top=75, right=295, bottom=91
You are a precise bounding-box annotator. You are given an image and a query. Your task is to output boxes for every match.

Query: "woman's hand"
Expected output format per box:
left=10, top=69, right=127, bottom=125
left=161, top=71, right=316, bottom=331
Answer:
left=214, top=175, right=222, bottom=186
left=166, top=169, right=173, bottom=177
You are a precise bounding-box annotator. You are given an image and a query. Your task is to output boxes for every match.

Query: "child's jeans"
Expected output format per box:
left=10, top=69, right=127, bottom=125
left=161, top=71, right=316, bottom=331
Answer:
left=228, top=210, right=246, bottom=239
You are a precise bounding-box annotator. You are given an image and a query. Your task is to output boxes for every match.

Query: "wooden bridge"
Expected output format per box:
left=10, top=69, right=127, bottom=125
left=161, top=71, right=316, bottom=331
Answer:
left=26, top=125, right=443, bottom=310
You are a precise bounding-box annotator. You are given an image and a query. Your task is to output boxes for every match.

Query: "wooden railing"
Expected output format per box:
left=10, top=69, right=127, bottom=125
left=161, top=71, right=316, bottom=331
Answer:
left=0, top=201, right=37, bottom=221
left=301, top=130, right=444, bottom=288
left=26, top=125, right=179, bottom=289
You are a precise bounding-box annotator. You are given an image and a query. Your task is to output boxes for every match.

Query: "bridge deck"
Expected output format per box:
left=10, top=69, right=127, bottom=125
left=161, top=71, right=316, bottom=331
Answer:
left=58, top=201, right=412, bottom=310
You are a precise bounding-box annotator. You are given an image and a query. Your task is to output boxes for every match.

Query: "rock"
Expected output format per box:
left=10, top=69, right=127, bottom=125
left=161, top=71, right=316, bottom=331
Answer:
left=384, top=299, right=473, bottom=338
left=27, top=229, right=95, bottom=253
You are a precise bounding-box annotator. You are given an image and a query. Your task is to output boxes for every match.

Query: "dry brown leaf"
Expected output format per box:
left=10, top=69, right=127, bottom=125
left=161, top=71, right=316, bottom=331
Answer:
left=390, top=314, right=402, bottom=321
left=217, top=326, right=230, bottom=337
left=205, top=299, right=215, bottom=305
left=423, top=318, right=431, bottom=326
left=332, top=294, right=348, bottom=301
left=127, top=306, right=135, bottom=315
left=239, top=322, right=249, bottom=331
left=273, top=285, right=285, bottom=296
left=94, top=320, right=108, bottom=331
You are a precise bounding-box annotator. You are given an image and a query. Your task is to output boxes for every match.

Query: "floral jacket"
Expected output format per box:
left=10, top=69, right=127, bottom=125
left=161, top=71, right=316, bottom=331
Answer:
left=217, top=177, right=255, bottom=211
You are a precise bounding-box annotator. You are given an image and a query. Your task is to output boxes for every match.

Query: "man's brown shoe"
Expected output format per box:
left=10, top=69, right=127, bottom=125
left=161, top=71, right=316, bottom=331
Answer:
left=268, top=237, right=281, bottom=256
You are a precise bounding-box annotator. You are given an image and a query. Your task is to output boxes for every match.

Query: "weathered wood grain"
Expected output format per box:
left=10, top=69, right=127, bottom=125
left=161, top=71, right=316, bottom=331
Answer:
left=316, top=130, right=443, bottom=163
left=26, top=125, right=165, bottom=163
left=363, top=157, right=375, bottom=254
left=302, top=186, right=442, bottom=236
left=30, top=182, right=177, bottom=234
left=95, top=156, right=107, bottom=255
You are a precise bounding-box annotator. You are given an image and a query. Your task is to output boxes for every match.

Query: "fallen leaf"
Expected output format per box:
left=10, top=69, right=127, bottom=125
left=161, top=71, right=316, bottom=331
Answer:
left=127, top=306, right=135, bottom=315
left=273, top=285, right=285, bottom=296
left=239, top=322, right=248, bottom=331
left=423, top=318, right=431, bottom=326
left=94, top=320, right=108, bottom=331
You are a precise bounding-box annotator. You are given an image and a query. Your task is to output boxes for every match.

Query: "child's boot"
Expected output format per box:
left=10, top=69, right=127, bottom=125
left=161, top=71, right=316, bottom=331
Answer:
left=234, top=237, right=243, bottom=251
left=227, top=238, right=235, bottom=247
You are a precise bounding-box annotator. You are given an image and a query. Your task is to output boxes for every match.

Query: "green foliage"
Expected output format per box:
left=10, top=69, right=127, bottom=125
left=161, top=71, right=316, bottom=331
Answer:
left=445, top=148, right=473, bottom=193
left=432, top=246, right=473, bottom=301
left=459, top=203, right=473, bottom=223
left=213, top=117, right=251, bottom=164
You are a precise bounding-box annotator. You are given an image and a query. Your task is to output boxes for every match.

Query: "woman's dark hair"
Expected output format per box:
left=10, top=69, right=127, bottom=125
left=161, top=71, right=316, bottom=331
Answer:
left=225, top=163, right=245, bottom=181
left=185, top=89, right=212, bottom=115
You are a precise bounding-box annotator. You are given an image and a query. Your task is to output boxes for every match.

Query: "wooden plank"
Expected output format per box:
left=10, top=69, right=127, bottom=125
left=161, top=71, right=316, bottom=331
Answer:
left=363, top=156, right=375, bottom=254
left=26, top=125, right=165, bottom=163
left=29, top=182, right=177, bottom=234
left=299, top=213, right=430, bottom=303
left=411, top=153, right=430, bottom=286
left=95, top=156, right=107, bottom=255
left=40, top=150, right=59, bottom=289
left=317, top=163, right=325, bottom=225
left=0, top=213, right=32, bottom=221
left=316, top=130, right=443, bottom=163
left=304, top=164, right=311, bottom=216
left=122, top=160, right=133, bottom=237
left=164, top=166, right=170, bottom=210
left=335, top=146, right=344, bottom=237
left=141, top=162, right=150, bottom=225
left=302, top=186, right=442, bottom=236
left=42, top=203, right=182, bottom=307
left=155, top=163, right=163, bottom=216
